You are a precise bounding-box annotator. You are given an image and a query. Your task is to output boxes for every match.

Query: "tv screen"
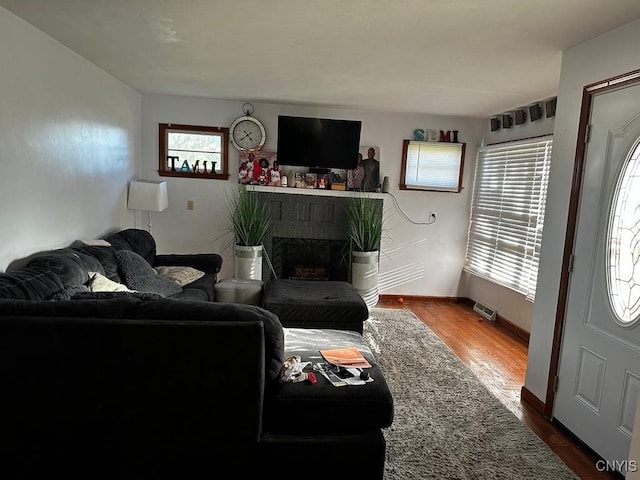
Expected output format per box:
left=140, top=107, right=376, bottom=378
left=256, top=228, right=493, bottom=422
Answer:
left=276, top=115, right=362, bottom=171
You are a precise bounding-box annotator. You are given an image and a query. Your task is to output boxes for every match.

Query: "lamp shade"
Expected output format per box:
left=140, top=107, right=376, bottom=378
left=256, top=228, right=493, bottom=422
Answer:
left=127, top=180, right=168, bottom=212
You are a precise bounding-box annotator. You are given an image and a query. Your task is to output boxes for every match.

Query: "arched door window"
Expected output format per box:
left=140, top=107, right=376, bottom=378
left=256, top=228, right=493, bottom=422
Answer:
left=607, top=138, right=640, bottom=325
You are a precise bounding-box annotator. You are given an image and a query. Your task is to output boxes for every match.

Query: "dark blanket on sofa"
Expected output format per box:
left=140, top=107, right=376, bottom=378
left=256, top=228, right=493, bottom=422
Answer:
left=0, top=229, right=222, bottom=302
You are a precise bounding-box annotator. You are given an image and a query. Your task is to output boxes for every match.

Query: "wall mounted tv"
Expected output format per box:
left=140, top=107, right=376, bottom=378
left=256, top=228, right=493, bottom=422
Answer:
left=276, top=115, right=362, bottom=171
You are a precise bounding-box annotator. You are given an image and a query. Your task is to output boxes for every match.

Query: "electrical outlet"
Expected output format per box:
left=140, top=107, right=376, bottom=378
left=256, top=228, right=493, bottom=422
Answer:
left=187, top=200, right=194, bottom=211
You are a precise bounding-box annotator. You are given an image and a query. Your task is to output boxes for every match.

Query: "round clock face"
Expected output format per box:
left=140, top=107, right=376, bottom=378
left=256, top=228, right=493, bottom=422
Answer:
left=230, top=116, right=266, bottom=151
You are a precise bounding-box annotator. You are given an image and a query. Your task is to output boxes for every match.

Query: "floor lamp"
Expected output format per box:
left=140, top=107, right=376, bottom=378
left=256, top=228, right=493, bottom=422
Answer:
left=127, top=180, right=168, bottom=233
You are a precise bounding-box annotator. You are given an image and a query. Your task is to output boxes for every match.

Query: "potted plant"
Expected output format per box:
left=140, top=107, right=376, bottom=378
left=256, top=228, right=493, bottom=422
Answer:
left=226, top=184, right=271, bottom=280
left=345, top=194, right=384, bottom=309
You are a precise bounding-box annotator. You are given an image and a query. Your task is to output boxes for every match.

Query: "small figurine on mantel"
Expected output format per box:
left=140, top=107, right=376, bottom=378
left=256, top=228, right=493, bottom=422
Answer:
left=257, top=158, right=270, bottom=185
left=362, top=147, right=380, bottom=192
left=268, top=160, right=282, bottom=186
left=239, top=161, right=251, bottom=184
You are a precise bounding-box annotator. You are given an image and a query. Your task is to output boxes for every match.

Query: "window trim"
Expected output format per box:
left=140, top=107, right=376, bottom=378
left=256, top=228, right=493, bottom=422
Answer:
left=158, top=123, right=230, bottom=180
left=399, top=140, right=466, bottom=193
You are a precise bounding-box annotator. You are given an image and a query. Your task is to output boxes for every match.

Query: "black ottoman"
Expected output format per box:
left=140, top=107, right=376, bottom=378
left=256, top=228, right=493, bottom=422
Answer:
left=260, top=327, right=394, bottom=480
left=261, top=279, right=368, bottom=333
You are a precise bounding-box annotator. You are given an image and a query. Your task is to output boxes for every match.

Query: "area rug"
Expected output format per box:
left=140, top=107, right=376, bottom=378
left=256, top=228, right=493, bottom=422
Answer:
left=363, top=307, right=578, bottom=480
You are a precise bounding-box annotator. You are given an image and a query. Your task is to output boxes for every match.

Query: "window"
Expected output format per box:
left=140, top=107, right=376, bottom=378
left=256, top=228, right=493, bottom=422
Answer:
left=607, top=138, right=640, bottom=325
left=400, top=140, right=465, bottom=192
left=159, top=123, right=229, bottom=180
left=464, top=136, right=552, bottom=301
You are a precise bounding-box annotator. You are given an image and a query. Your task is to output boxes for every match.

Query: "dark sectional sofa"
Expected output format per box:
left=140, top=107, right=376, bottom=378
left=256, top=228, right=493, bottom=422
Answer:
left=0, top=229, right=394, bottom=479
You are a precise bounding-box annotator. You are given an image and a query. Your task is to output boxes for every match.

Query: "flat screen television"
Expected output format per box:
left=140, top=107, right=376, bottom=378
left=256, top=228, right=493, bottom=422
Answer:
left=276, top=115, right=362, bottom=171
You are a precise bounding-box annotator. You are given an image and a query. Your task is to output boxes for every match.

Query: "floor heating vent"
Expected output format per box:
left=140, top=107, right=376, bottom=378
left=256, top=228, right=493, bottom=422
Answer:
left=473, top=302, right=497, bottom=321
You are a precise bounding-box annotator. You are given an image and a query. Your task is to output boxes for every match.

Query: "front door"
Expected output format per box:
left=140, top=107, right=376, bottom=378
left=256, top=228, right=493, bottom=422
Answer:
left=554, top=79, right=640, bottom=475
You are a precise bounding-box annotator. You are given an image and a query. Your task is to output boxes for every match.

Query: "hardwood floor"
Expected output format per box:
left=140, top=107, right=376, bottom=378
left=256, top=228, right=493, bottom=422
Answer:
left=377, top=298, right=621, bottom=480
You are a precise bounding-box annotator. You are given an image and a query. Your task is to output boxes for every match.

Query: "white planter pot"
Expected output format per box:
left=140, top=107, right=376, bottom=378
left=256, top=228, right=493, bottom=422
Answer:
left=234, top=245, right=263, bottom=280
left=351, top=250, right=379, bottom=310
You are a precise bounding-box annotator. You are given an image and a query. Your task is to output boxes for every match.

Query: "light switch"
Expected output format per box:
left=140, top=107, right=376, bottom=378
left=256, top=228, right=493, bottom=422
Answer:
left=187, top=200, right=194, bottom=210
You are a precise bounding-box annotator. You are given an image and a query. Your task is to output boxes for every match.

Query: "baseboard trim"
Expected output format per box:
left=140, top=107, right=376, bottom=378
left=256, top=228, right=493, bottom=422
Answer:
left=495, top=313, right=530, bottom=344
left=521, top=386, right=547, bottom=417
left=379, top=294, right=462, bottom=304
left=379, top=295, right=530, bottom=344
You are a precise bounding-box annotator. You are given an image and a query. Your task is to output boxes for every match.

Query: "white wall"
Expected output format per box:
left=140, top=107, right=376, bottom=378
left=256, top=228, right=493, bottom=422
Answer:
left=525, top=18, right=640, bottom=403
left=0, top=7, right=141, bottom=271
left=141, top=94, right=483, bottom=294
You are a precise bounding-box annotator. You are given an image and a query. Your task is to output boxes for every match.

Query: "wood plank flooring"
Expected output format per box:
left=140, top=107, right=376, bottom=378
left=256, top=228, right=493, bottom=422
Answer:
left=377, top=298, right=620, bottom=480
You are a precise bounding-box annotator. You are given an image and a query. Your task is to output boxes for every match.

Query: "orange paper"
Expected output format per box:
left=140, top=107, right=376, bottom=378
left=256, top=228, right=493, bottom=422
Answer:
left=320, top=347, right=371, bottom=368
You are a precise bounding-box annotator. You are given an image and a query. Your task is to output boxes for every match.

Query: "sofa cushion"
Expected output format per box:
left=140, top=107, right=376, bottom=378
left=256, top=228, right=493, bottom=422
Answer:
left=0, top=267, right=64, bottom=300
left=0, top=296, right=144, bottom=318
left=114, top=250, right=182, bottom=297
left=179, top=274, right=216, bottom=301
left=154, top=266, right=205, bottom=286
left=169, top=288, right=209, bottom=302
left=136, top=299, right=284, bottom=383
left=71, top=291, right=164, bottom=301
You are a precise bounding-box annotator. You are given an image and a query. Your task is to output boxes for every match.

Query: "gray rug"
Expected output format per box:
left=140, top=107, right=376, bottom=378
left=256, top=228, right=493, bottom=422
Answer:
left=363, top=307, right=578, bottom=480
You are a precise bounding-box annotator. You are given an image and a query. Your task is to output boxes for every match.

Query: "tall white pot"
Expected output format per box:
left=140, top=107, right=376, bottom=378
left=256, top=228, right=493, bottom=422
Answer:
left=234, top=245, right=263, bottom=280
left=351, top=250, right=379, bottom=310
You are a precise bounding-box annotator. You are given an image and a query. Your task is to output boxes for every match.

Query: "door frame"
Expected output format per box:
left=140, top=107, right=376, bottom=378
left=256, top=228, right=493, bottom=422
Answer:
left=544, top=69, right=640, bottom=419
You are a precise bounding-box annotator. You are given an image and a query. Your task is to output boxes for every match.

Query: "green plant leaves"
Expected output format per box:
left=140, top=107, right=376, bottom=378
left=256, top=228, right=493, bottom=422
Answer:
left=345, top=195, right=383, bottom=252
left=227, top=185, right=271, bottom=247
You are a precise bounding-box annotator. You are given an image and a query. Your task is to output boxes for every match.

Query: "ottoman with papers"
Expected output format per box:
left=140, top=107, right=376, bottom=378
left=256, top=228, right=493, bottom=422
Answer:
left=260, top=327, right=394, bottom=479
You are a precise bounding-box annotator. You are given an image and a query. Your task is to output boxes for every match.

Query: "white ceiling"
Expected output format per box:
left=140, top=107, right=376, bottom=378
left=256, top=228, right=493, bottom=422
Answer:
left=3, top=0, right=640, bottom=118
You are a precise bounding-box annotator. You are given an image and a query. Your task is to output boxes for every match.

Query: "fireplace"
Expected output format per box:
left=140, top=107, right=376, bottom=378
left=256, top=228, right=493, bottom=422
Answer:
left=256, top=191, right=382, bottom=283
left=272, top=237, right=350, bottom=281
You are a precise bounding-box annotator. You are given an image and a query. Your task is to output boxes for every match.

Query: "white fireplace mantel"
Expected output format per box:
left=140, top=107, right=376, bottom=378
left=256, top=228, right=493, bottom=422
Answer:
left=248, top=184, right=387, bottom=199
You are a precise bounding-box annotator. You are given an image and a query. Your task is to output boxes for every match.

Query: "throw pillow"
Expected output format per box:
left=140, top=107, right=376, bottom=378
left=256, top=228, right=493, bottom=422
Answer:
left=87, top=272, right=133, bottom=292
left=154, top=266, right=205, bottom=286
left=114, top=250, right=182, bottom=297
left=70, top=239, right=112, bottom=248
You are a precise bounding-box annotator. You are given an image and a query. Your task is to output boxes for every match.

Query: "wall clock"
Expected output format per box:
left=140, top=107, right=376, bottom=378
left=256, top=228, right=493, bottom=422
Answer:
left=229, top=103, right=266, bottom=151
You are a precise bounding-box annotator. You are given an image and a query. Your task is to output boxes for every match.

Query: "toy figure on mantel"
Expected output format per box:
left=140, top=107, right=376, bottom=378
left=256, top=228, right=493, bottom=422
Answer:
left=257, top=157, right=270, bottom=185
left=268, top=160, right=282, bottom=186
left=248, top=153, right=260, bottom=183
left=239, top=161, right=251, bottom=184
left=362, top=147, right=380, bottom=192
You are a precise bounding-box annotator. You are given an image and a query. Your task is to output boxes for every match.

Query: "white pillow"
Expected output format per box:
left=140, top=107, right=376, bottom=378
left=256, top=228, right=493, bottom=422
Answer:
left=71, top=239, right=112, bottom=247
left=154, top=266, right=205, bottom=286
left=87, top=272, right=134, bottom=292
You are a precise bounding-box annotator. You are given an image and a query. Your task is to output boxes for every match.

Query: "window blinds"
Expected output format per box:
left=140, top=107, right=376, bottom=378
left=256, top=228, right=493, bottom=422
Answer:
left=464, top=136, right=552, bottom=301
left=404, top=141, right=464, bottom=191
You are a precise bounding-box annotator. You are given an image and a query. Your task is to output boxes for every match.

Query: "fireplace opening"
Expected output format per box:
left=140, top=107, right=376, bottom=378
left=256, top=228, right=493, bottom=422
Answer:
left=272, top=237, right=350, bottom=281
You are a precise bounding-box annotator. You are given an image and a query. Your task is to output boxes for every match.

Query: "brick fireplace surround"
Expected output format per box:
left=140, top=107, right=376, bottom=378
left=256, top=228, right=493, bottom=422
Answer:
left=255, top=191, right=383, bottom=284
